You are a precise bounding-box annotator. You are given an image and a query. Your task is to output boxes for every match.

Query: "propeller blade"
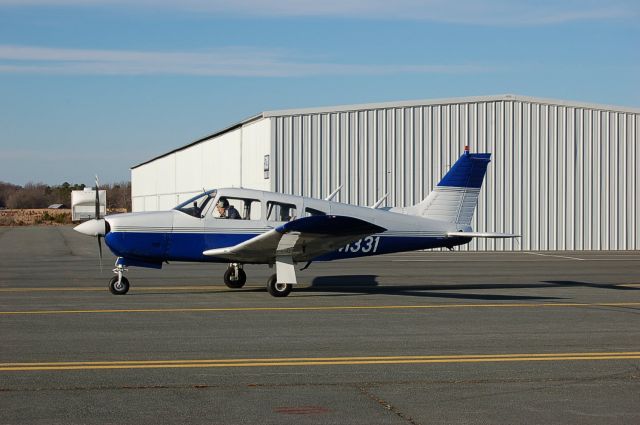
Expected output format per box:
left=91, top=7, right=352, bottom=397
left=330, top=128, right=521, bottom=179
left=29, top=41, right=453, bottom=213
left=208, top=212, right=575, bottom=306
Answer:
left=95, top=175, right=100, bottom=220
left=98, top=235, right=103, bottom=272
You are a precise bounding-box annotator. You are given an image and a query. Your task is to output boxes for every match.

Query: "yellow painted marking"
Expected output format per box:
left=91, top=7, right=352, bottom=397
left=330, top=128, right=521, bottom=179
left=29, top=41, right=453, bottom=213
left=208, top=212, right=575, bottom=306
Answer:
left=0, top=285, right=261, bottom=293
left=1, top=282, right=638, bottom=293
left=2, top=352, right=639, bottom=371
left=0, top=302, right=639, bottom=316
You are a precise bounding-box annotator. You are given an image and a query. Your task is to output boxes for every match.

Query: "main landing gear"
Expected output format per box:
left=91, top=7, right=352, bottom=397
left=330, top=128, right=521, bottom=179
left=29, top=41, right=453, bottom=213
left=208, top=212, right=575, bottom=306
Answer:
left=109, top=263, right=130, bottom=295
left=266, top=274, right=292, bottom=297
left=222, top=264, right=292, bottom=296
left=223, top=263, right=246, bottom=289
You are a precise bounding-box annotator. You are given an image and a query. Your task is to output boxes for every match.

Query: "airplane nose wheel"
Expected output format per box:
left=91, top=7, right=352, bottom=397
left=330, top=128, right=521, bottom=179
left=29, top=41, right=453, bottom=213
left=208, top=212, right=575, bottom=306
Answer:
left=266, top=274, right=292, bottom=297
left=108, top=276, right=130, bottom=295
left=109, top=263, right=130, bottom=295
left=224, top=263, right=246, bottom=289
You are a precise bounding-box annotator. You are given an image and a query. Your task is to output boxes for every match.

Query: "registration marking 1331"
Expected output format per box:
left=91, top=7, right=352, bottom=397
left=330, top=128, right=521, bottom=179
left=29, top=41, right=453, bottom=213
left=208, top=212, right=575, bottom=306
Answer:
left=338, top=236, right=381, bottom=253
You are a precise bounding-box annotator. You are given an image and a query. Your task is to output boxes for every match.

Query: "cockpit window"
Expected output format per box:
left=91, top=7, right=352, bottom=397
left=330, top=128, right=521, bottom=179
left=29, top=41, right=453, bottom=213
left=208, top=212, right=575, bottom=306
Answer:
left=174, top=190, right=217, bottom=217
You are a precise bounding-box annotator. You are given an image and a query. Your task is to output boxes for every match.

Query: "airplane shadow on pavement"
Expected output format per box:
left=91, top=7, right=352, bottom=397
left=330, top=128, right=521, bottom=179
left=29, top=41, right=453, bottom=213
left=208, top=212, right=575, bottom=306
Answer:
left=126, top=278, right=636, bottom=299
left=543, top=280, right=640, bottom=291
left=302, top=275, right=566, bottom=301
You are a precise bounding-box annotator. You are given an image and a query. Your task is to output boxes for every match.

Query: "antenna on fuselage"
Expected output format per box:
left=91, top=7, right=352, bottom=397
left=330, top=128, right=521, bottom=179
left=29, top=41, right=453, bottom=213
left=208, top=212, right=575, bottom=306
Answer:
left=371, top=192, right=389, bottom=209
left=324, top=185, right=343, bottom=202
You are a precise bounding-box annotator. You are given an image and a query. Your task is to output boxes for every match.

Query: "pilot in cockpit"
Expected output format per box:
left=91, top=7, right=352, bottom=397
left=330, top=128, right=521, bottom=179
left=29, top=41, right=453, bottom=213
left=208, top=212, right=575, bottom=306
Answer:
left=216, top=198, right=241, bottom=219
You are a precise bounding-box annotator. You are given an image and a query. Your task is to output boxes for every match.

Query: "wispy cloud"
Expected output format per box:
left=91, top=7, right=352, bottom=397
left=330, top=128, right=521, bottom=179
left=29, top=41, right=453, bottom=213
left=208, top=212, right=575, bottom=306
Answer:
left=0, top=45, right=492, bottom=77
left=0, top=0, right=636, bottom=25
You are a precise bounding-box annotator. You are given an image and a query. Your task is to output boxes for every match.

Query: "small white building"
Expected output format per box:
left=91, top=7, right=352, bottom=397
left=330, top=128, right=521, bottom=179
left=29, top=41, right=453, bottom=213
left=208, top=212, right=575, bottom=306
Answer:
left=131, top=94, right=640, bottom=251
left=71, top=189, right=106, bottom=221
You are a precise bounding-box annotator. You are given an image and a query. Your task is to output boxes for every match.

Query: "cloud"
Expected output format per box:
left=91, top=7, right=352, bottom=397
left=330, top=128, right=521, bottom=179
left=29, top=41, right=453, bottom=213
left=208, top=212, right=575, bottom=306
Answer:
left=0, top=0, right=636, bottom=25
left=0, top=45, right=492, bottom=77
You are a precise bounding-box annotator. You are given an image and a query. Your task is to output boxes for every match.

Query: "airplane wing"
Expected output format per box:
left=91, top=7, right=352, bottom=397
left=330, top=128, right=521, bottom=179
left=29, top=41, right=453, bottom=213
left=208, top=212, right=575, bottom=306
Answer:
left=447, top=231, right=519, bottom=238
left=203, top=215, right=387, bottom=263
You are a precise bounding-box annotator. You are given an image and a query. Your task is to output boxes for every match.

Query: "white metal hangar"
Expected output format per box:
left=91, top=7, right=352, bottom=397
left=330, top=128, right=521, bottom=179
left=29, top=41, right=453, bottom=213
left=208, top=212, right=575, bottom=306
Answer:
left=131, top=94, right=639, bottom=251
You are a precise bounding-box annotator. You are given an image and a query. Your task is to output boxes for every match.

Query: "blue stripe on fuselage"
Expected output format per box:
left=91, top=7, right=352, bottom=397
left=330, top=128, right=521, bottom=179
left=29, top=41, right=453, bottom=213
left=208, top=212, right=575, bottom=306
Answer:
left=105, top=231, right=259, bottom=263
left=105, top=232, right=472, bottom=265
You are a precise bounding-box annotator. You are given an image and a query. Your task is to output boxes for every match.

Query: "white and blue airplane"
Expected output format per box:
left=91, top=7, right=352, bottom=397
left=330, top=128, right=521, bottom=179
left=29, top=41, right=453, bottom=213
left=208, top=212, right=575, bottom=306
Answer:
left=75, top=147, right=517, bottom=297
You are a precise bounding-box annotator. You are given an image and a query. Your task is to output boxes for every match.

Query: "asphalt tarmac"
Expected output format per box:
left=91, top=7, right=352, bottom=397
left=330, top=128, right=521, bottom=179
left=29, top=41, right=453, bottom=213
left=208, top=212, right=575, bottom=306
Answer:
left=1, top=225, right=639, bottom=424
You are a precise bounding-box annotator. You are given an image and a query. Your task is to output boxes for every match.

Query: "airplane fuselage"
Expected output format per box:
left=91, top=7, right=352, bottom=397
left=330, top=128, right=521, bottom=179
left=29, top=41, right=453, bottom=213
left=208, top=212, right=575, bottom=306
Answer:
left=104, top=188, right=471, bottom=267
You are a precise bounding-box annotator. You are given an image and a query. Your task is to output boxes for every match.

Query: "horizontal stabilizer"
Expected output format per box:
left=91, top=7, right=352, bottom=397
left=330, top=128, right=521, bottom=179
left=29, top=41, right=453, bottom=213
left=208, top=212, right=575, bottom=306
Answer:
left=447, top=231, right=520, bottom=238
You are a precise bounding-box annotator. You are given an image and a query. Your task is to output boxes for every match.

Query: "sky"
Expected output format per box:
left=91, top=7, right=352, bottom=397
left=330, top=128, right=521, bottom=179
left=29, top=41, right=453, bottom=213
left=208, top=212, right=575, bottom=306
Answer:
left=0, top=0, right=638, bottom=186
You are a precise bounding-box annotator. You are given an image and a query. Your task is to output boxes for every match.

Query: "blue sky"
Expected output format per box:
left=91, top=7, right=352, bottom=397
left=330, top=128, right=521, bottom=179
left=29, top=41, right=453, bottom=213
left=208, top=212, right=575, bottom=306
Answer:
left=0, top=0, right=638, bottom=185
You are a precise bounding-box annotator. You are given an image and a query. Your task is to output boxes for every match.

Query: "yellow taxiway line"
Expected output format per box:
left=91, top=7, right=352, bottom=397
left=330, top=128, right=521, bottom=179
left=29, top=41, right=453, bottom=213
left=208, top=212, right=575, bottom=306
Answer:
left=1, top=302, right=639, bottom=315
left=2, top=352, right=639, bottom=371
left=1, top=283, right=638, bottom=293
left=0, top=285, right=262, bottom=292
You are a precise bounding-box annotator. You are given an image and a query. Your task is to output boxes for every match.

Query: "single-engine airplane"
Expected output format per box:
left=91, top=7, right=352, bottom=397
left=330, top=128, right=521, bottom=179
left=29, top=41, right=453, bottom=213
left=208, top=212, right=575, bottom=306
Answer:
left=75, top=147, right=517, bottom=297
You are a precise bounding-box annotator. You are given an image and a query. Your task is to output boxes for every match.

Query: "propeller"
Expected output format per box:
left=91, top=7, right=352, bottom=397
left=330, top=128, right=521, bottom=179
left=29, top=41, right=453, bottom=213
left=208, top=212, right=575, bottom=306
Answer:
left=73, top=175, right=108, bottom=273
left=95, top=175, right=103, bottom=272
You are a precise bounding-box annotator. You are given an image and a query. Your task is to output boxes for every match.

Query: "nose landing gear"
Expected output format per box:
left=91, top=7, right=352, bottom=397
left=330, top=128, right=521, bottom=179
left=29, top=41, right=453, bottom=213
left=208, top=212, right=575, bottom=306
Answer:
left=109, top=263, right=130, bottom=295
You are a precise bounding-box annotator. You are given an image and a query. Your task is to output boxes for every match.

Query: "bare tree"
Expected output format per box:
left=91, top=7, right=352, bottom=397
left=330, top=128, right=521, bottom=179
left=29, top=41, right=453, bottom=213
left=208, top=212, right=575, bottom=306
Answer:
left=0, top=182, right=20, bottom=208
left=104, top=181, right=132, bottom=211
left=1, top=181, right=131, bottom=211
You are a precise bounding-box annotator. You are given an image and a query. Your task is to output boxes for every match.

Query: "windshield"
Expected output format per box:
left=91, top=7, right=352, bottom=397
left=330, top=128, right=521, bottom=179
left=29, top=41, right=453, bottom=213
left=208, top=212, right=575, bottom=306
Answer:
left=174, top=190, right=217, bottom=217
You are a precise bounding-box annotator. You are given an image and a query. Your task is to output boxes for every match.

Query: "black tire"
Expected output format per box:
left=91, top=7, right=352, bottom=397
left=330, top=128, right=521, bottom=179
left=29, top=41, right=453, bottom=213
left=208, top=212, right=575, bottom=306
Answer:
left=109, top=276, right=130, bottom=295
left=266, top=274, right=292, bottom=297
left=224, top=267, right=246, bottom=289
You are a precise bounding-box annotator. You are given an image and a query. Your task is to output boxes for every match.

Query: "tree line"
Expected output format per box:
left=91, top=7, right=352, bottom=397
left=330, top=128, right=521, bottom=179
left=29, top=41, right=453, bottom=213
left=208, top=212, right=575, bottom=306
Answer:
left=0, top=181, right=132, bottom=211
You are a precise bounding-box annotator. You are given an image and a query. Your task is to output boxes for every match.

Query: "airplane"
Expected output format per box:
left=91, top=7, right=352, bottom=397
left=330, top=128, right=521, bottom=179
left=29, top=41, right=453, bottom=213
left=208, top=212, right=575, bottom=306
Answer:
left=74, top=147, right=518, bottom=297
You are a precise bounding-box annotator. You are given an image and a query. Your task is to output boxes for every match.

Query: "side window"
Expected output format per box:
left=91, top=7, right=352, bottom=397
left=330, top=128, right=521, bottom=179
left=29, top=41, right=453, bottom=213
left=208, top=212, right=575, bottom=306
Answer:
left=212, top=198, right=262, bottom=220
left=266, top=202, right=297, bottom=222
left=246, top=200, right=262, bottom=220
left=304, top=207, right=326, bottom=217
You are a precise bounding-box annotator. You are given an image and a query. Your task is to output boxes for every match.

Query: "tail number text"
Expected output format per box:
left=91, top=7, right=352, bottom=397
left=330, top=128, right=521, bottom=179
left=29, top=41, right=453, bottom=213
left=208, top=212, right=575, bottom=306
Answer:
left=338, top=236, right=381, bottom=254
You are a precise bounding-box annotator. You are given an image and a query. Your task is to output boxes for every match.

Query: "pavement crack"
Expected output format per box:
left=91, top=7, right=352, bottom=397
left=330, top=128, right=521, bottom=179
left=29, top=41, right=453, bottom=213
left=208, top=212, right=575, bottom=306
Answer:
left=55, top=227, right=75, bottom=256
left=3, top=373, right=639, bottom=393
left=356, top=384, right=421, bottom=425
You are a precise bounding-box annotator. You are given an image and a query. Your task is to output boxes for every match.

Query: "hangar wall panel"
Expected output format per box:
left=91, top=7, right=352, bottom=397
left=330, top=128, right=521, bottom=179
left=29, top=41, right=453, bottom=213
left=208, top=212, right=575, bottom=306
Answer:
left=240, top=118, right=271, bottom=191
left=131, top=155, right=176, bottom=211
left=271, top=100, right=639, bottom=250
left=198, top=129, right=242, bottom=192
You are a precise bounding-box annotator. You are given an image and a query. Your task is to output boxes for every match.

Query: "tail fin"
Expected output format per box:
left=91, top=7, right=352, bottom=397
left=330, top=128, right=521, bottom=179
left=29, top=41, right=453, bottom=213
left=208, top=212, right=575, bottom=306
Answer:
left=407, top=148, right=491, bottom=225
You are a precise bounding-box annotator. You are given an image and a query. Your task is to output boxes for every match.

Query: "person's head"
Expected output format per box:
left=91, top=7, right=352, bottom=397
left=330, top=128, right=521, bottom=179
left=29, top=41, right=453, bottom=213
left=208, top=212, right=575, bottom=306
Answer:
left=216, top=199, right=228, bottom=214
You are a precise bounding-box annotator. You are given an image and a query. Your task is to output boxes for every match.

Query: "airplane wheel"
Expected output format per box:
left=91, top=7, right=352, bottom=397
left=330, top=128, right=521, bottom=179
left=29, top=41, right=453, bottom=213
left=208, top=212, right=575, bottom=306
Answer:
left=108, top=276, right=130, bottom=295
left=224, top=267, right=246, bottom=289
left=266, top=274, right=292, bottom=297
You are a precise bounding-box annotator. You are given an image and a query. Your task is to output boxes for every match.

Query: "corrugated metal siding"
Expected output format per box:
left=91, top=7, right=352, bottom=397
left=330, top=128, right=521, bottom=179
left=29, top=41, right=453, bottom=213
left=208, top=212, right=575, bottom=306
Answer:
left=271, top=100, right=639, bottom=250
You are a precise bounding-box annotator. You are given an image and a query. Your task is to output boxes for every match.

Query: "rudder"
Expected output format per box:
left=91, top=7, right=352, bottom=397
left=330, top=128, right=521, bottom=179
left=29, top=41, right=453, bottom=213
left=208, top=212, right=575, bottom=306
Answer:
left=406, top=148, right=491, bottom=225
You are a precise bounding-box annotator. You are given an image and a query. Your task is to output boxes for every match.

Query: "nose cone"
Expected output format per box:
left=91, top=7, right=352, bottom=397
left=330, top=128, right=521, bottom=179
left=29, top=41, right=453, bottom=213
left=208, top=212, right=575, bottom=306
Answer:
left=74, top=219, right=106, bottom=237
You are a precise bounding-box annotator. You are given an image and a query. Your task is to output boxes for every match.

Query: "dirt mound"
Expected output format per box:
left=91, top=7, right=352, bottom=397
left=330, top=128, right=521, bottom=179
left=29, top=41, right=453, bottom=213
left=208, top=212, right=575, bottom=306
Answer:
left=0, top=209, right=73, bottom=226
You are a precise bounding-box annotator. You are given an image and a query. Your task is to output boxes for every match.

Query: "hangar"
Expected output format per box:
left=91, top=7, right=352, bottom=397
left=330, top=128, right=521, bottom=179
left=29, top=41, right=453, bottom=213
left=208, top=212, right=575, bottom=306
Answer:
left=131, top=94, right=639, bottom=251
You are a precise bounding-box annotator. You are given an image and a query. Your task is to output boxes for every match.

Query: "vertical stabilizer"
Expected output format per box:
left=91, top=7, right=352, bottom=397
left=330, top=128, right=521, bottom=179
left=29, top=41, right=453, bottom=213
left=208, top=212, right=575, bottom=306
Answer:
left=406, top=148, right=491, bottom=225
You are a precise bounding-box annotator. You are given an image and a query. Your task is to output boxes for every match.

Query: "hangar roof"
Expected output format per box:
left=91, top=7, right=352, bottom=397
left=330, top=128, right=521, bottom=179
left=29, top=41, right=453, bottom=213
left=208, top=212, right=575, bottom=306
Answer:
left=263, top=93, right=640, bottom=117
left=131, top=94, right=640, bottom=169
